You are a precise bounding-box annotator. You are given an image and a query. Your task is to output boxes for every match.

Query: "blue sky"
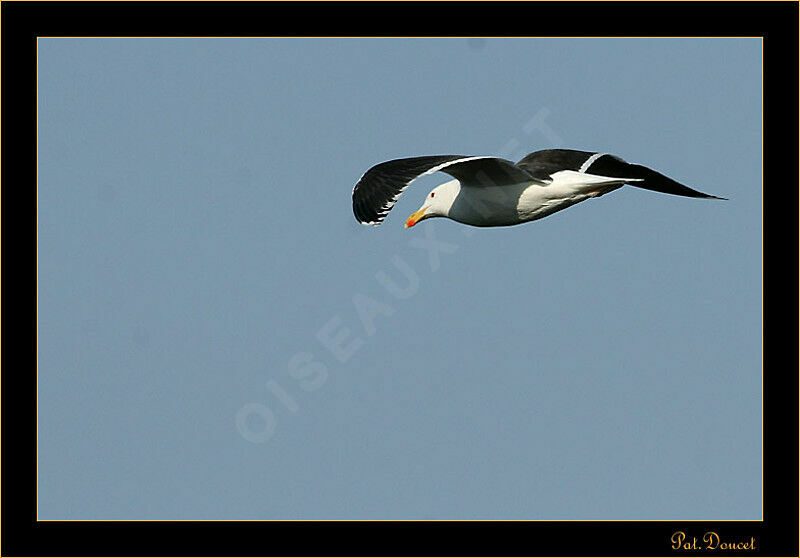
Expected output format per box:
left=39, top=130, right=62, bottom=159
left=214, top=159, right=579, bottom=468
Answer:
left=37, top=38, right=761, bottom=520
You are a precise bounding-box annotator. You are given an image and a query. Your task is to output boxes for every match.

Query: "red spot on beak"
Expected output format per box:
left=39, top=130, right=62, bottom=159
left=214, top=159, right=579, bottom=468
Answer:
left=405, top=208, right=426, bottom=229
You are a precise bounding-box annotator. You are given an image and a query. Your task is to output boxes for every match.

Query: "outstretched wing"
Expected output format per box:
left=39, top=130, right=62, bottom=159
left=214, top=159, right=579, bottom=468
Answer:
left=586, top=154, right=726, bottom=199
left=517, top=149, right=725, bottom=199
left=352, top=155, right=537, bottom=226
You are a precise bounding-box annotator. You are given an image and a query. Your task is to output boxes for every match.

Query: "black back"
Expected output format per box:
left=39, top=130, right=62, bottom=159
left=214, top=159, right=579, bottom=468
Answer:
left=516, top=149, right=596, bottom=180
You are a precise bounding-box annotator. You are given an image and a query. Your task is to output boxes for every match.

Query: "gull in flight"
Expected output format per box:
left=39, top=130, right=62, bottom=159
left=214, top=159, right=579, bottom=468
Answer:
left=352, top=149, right=725, bottom=228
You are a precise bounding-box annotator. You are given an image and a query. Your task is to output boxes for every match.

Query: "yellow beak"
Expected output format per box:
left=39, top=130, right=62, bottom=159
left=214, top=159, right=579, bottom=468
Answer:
left=405, top=208, right=427, bottom=228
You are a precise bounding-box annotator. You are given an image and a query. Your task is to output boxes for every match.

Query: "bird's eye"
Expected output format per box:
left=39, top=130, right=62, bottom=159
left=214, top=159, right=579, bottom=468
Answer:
left=430, top=192, right=435, bottom=198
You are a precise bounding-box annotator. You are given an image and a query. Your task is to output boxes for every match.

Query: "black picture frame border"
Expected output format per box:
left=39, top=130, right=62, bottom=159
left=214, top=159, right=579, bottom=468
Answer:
left=2, top=2, right=796, bottom=556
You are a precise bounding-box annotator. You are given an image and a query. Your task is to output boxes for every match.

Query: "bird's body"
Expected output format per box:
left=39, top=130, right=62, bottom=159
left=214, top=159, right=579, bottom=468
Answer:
left=351, top=149, right=725, bottom=229
left=444, top=171, right=631, bottom=227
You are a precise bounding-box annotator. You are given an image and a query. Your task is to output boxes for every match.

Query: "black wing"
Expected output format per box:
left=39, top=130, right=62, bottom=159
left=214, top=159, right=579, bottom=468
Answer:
left=517, top=149, right=725, bottom=199
left=352, top=155, right=537, bottom=225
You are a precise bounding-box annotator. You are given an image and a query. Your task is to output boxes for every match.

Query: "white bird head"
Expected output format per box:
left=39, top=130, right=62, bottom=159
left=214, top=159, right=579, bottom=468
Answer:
left=405, top=180, right=459, bottom=228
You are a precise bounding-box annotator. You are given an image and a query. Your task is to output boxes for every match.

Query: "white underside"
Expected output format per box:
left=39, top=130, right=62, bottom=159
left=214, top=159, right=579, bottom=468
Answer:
left=445, top=170, right=640, bottom=227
